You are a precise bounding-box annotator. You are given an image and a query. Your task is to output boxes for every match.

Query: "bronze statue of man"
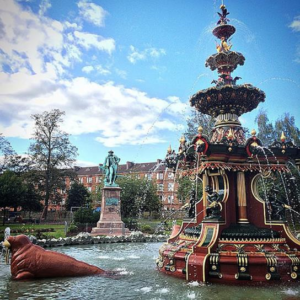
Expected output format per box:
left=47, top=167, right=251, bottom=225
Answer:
left=100, top=150, right=120, bottom=186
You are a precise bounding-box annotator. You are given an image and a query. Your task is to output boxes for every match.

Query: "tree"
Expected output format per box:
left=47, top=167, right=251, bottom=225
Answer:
left=29, top=109, right=78, bottom=219
left=255, top=110, right=300, bottom=146
left=0, top=133, right=16, bottom=173
left=255, top=109, right=276, bottom=146
left=20, top=183, right=43, bottom=217
left=0, top=171, right=25, bottom=225
left=118, top=176, right=161, bottom=219
left=66, top=182, right=90, bottom=210
left=184, top=110, right=215, bottom=141
left=177, top=174, right=203, bottom=204
left=275, top=113, right=300, bottom=146
left=89, top=181, right=104, bottom=209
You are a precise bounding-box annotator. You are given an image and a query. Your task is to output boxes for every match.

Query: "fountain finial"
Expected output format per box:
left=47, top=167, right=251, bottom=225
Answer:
left=179, top=136, right=186, bottom=144
left=217, top=3, right=230, bottom=26
left=251, top=129, right=256, bottom=137
left=227, top=128, right=234, bottom=140
left=167, top=145, right=172, bottom=153
left=280, top=131, right=286, bottom=142
left=198, top=126, right=203, bottom=135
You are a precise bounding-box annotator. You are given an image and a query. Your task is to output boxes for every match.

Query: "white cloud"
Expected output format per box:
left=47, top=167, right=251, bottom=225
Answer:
left=0, top=74, right=185, bottom=146
left=289, top=16, right=300, bottom=63
left=115, top=68, right=127, bottom=79
left=74, top=31, right=115, bottom=54
left=82, top=65, right=94, bottom=73
left=39, top=0, right=51, bottom=16
left=127, top=45, right=166, bottom=64
left=289, top=16, right=300, bottom=32
left=0, top=0, right=115, bottom=78
left=75, top=159, right=97, bottom=167
left=78, top=0, right=107, bottom=27
left=0, top=0, right=184, bottom=148
left=82, top=65, right=111, bottom=75
left=95, top=65, right=110, bottom=75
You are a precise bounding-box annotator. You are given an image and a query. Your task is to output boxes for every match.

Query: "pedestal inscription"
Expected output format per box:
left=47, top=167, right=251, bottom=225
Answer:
left=91, top=187, right=130, bottom=236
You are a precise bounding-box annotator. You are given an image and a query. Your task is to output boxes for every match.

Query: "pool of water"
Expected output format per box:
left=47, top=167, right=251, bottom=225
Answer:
left=1, top=242, right=300, bottom=300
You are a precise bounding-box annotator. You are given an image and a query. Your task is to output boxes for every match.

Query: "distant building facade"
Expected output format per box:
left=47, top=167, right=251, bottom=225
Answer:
left=52, top=159, right=180, bottom=212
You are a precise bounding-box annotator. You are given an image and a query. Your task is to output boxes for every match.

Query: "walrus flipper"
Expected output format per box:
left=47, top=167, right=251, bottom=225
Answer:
left=15, top=271, right=35, bottom=280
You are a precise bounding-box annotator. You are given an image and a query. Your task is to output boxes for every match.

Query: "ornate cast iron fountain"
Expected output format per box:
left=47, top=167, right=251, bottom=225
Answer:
left=157, top=4, right=300, bottom=284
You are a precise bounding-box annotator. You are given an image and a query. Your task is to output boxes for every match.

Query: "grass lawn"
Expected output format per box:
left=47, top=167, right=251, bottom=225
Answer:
left=0, top=218, right=182, bottom=240
left=0, top=224, right=66, bottom=240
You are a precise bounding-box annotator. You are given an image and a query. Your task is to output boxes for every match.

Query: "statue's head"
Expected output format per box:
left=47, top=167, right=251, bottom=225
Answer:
left=108, top=150, right=114, bottom=155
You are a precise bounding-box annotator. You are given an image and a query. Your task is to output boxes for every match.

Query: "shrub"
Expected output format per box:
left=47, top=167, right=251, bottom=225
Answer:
left=74, top=208, right=99, bottom=224
left=67, top=224, right=78, bottom=233
left=140, top=224, right=154, bottom=234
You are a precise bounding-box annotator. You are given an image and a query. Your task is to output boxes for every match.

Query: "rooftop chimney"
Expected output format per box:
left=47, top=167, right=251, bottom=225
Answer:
left=126, top=161, right=134, bottom=170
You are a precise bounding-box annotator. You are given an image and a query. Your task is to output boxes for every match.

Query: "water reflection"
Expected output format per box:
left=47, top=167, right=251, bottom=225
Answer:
left=1, top=243, right=300, bottom=300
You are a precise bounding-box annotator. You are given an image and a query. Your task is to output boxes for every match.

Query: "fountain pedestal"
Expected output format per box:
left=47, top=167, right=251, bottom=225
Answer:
left=91, top=186, right=130, bottom=236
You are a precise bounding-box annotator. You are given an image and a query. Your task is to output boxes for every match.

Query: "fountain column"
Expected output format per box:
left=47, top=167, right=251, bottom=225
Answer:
left=237, top=172, right=249, bottom=223
left=202, top=172, right=209, bottom=216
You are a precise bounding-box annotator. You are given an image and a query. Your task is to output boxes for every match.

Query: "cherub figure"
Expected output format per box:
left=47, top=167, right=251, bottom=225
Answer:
left=205, top=186, right=222, bottom=220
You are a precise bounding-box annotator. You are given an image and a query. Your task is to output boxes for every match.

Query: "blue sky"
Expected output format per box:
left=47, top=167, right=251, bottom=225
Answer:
left=0, top=0, right=299, bottom=166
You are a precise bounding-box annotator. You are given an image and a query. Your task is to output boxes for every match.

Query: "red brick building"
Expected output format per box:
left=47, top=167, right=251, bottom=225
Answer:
left=57, top=160, right=180, bottom=212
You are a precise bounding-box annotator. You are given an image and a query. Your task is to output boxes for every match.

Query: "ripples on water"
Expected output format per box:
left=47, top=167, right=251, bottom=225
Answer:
left=1, top=242, right=300, bottom=300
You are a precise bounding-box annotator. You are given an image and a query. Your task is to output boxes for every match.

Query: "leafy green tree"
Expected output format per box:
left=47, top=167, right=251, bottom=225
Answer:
left=118, top=176, right=161, bottom=218
left=0, top=133, right=16, bottom=173
left=255, top=109, right=276, bottom=146
left=184, top=110, right=214, bottom=141
left=89, top=181, right=104, bottom=209
left=275, top=113, right=300, bottom=146
left=255, top=110, right=300, bottom=146
left=0, top=171, right=42, bottom=224
left=28, top=109, right=78, bottom=218
left=66, top=182, right=90, bottom=210
left=0, top=171, right=25, bottom=225
left=177, top=174, right=203, bottom=204
left=20, top=183, right=43, bottom=217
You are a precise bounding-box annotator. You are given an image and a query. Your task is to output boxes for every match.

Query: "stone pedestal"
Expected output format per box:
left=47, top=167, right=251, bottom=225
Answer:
left=91, top=186, right=130, bottom=236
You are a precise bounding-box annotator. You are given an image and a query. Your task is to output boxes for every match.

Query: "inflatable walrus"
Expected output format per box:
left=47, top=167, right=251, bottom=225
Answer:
left=3, top=235, right=106, bottom=280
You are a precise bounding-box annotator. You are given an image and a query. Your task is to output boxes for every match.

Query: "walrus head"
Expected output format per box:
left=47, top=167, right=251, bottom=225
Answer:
left=4, top=235, right=31, bottom=253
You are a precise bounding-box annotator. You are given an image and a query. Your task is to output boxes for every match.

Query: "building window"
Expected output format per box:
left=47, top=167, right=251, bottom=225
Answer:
left=146, top=173, right=152, bottom=180
left=157, top=173, right=164, bottom=180
left=88, top=177, right=93, bottom=183
left=168, top=183, right=174, bottom=191
left=157, top=184, right=164, bottom=191
left=79, top=177, right=83, bottom=184
left=167, top=195, right=174, bottom=204
left=87, top=187, right=92, bottom=192
left=168, top=172, right=174, bottom=179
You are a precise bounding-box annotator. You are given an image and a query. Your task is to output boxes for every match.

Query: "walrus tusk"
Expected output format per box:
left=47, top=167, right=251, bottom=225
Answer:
left=3, top=240, right=11, bottom=248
